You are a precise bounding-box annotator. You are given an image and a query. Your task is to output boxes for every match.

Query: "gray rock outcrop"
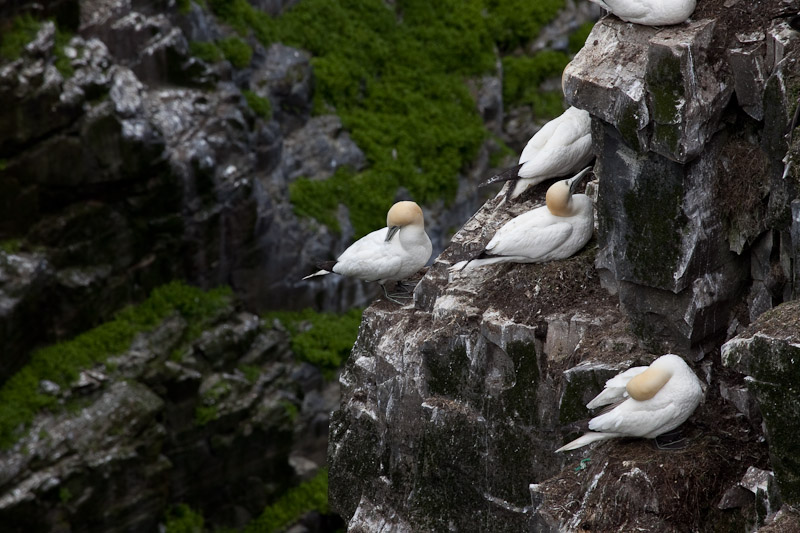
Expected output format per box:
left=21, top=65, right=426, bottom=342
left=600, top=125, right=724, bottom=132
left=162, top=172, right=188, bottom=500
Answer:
left=330, top=0, right=800, bottom=531
left=0, top=301, right=338, bottom=532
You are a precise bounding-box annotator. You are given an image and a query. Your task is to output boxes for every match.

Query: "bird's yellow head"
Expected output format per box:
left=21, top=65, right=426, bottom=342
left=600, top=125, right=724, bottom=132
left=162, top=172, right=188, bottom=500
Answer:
left=387, top=201, right=424, bottom=228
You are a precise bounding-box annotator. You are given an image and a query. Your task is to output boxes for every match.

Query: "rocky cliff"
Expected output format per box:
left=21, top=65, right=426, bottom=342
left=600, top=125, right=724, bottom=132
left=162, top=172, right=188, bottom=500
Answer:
left=0, top=0, right=605, bottom=531
left=329, top=0, right=800, bottom=531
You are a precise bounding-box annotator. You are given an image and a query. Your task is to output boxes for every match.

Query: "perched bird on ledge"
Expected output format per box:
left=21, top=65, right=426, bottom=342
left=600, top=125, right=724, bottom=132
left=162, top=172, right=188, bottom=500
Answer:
left=451, top=167, right=594, bottom=272
left=482, top=106, right=592, bottom=201
left=555, top=353, right=705, bottom=452
left=303, top=201, right=432, bottom=304
left=589, top=0, right=696, bottom=26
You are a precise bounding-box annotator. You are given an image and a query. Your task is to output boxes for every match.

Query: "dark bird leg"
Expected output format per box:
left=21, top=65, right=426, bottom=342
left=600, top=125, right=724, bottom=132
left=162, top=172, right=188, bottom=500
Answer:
left=653, top=428, right=688, bottom=450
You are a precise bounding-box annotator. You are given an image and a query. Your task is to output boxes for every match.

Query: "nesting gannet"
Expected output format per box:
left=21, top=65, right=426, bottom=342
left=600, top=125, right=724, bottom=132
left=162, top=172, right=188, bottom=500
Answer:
left=589, top=0, right=696, bottom=26
left=483, top=107, right=592, bottom=201
left=303, top=201, right=432, bottom=303
left=450, top=167, right=594, bottom=272
left=555, top=354, right=704, bottom=452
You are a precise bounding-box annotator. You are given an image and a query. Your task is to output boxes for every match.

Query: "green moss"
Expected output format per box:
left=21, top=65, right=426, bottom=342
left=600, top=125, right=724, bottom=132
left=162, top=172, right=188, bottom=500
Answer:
left=243, top=90, right=272, bottom=119
left=502, top=341, right=539, bottom=424
left=0, top=282, right=232, bottom=449
left=53, top=26, right=74, bottom=78
left=194, top=405, right=218, bottom=426
left=264, top=308, right=362, bottom=379
left=206, top=0, right=564, bottom=237
left=176, top=0, right=193, bottom=14
left=58, top=487, right=72, bottom=504
left=0, top=159, right=6, bottom=171
left=425, top=345, right=470, bottom=398
left=488, top=136, right=516, bottom=168
left=189, top=40, right=223, bottom=63
left=217, top=36, right=252, bottom=68
left=0, top=239, right=21, bottom=254
left=568, top=21, right=595, bottom=54
left=484, top=0, right=565, bottom=52
left=502, top=51, right=570, bottom=117
left=622, top=175, right=684, bottom=287
left=239, top=364, right=261, bottom=383
left=0, top=15, right=40, bottom=61
left=165, top=504, right=204, bottom=533
left=281, top=399, right=298, bottom=423
left=243, top=468, right=329, bottom=533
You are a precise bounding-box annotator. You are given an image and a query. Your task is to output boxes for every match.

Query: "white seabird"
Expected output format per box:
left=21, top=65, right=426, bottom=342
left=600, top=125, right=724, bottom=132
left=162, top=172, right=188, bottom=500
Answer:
left=450, top=167, right=594, bottom=272
left=589, top=0, right=696, bottom=26
left=483, top=106, right=592, bottom=201
left=555, top=354, right=705, bottom=452
left=303, top=201, right=433, bottom=304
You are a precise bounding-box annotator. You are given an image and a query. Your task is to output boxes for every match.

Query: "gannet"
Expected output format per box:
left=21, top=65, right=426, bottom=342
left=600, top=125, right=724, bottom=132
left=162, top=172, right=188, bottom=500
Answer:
left=450, top=167, right=594, bottom=272
left=303, top=201, right=432, bottom=303
left=589, top=0, right=696, bottom=26
left=555, top=354, right=704, bottom=452
left=483, top=107, right=592, bottom=201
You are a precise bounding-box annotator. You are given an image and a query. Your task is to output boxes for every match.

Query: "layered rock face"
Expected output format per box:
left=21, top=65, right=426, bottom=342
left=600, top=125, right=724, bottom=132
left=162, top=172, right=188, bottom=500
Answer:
left=0, top=296, right=339, bottom=532
left=330, top=1, right=800, bottom=531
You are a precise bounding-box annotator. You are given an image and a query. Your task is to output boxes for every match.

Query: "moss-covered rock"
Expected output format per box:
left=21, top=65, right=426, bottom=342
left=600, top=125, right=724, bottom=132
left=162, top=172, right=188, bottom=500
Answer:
left=722, top=300, right=800, bottom=506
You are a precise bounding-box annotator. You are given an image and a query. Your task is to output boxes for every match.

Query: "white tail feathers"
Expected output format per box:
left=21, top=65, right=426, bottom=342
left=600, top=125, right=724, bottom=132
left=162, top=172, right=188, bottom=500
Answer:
left=302, top=269, right=329, bottom=281
left=555, top=432, right=617, bottom=452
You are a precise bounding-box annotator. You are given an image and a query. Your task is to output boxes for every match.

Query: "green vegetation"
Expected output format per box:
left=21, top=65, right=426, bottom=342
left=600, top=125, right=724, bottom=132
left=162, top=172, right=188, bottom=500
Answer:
left=483, top=0, right=565, bottom=52
left=0, top=15, right=74, bottom=77
left=568, top=21, right=596, bottom=54
left=165, top=504, right=204, bottom=533
left=195, top=379, right=233, bottom=426
left=53, top=26, right=74, bottom=78
left=243, top=90, right=272, bottom=119
left=502, top=50, right=571, bottom=117
left=0, top=282, right=232, bottom=449
left=59, top=487, right=73, bottom=504
left=202, top=0, right=569, bottom=236
left=0, top=239, right=21, bottom=254
left=243, top=468, right=329, bottom=533
left=176, top=0, right=194, bottom=15
left=0, top=14, right=40, bottom=61
left=264, top=308, right=362, bottom=378
left=189, top=40, right=223, bottom=63
left=217, top=36, right=253, bottom=68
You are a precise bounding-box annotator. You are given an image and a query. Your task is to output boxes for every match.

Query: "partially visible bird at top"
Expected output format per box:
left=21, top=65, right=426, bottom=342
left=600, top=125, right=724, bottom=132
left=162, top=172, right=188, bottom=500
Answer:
left=302, top=201, right=432, bottom=304
left=555, top=353, right=705, bottom=453
left=450, top=166, right=594, bottom=273
left=482, top=106, right=592, bottom=202
left=589, top=0, right=696, bottom=26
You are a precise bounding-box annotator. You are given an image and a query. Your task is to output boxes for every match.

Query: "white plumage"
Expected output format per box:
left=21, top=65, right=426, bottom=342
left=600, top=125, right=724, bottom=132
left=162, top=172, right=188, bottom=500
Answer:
left=590, top=0, right=696, bottom=26
left=450, top=167, right=594, bottom=272
left=555, top=354, right=705, bottom=452
left=484, top=106, right=592, bottom=200
left=303, top=201, right=432, bottom=301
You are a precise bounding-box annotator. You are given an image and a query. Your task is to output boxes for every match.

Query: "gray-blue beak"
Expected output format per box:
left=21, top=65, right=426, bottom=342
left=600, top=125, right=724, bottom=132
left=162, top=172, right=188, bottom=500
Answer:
left=386, top=226, right=400, bottom=241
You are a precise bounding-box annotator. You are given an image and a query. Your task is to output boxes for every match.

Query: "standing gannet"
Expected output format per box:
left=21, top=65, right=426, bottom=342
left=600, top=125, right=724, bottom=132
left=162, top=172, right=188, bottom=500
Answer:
left=555, top=354, right=704, bottom=452
left=483, top=107, right=592, bottom=201
left=303, top=201, right=432, bottom=304
left=451, top=167, right=594, bottom=272
left=589, top=0, right=696, bottom=26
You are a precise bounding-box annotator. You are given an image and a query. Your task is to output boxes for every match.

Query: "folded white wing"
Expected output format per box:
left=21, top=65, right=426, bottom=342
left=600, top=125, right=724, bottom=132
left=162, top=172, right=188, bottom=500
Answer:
left=586, top=366, right=648, bottom=409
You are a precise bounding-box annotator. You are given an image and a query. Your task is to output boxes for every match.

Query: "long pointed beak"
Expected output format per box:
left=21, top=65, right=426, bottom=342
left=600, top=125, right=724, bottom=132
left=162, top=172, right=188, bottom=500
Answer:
left=385, top=226, right=400, bottom=242
left=568, top=166, right=592, bottom=194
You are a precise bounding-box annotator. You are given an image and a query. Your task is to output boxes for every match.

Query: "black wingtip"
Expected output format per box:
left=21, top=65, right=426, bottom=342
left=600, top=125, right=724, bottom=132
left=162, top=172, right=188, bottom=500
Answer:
left=479, top=163, right=524, bottom=188
left=316, top=260, right=337, bottom=272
